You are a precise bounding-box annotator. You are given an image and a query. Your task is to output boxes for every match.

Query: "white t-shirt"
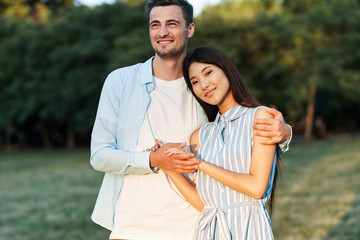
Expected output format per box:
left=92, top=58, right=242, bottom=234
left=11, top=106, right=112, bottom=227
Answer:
left=110, top=77, right=201, bottom=240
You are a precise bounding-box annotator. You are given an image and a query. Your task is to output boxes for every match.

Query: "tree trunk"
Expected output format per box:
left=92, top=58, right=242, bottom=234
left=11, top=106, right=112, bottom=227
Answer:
left=66, top=121, right=75, bottom=150
left=0, top=131, right=4, bottom=150
left=41, top=123, right=51, bottom=150
left=304, top=85, right=317, bottom=141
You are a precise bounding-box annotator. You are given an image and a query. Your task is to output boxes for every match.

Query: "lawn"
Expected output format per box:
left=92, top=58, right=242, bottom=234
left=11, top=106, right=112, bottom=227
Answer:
left=0, top=149, right=109, bottom=239
left=0, top=138, right=359, bottom=240
left=272, top=138, right=360, bottom=240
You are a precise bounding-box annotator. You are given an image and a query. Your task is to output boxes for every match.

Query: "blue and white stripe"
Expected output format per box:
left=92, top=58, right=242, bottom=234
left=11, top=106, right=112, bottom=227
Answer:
left=194, top=105, right=277, bottom=240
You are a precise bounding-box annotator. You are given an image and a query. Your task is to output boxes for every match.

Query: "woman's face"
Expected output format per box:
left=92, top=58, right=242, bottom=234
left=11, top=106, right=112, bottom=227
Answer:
left=188, top=62, right=237, bottom=113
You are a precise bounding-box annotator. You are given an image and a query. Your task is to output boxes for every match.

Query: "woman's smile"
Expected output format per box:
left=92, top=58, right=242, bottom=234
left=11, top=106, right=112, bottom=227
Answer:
left=204, top=88, right=216, bottom=98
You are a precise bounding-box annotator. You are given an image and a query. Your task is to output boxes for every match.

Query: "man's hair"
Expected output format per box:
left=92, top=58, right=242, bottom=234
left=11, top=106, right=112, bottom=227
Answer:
left=145, top=0, right=194, bottom=27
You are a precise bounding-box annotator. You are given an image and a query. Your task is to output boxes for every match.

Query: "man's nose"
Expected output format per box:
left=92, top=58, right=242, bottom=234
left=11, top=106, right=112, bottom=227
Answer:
left=159, top=25, right=169, bottom=37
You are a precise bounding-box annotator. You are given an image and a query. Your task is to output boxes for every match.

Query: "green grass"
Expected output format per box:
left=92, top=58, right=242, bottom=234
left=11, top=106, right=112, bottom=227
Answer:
left=272, top=138, right=360, bottom=240
left=0, top=139, right=359, bottom=240
left=0, top=149, right=109, bottom=240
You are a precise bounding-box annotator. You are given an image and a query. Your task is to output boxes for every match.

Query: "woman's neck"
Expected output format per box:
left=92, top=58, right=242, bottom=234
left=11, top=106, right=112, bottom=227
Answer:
left=218, top=91, right=239, bottom=114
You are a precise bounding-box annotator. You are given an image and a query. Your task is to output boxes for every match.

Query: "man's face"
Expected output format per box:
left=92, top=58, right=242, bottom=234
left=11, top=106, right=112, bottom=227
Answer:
left=149, top=5, right=194, bottom=60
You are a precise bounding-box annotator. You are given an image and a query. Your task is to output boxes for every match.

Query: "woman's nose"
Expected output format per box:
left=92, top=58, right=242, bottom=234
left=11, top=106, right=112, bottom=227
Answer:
left=200, top=79, right=209, bottom=90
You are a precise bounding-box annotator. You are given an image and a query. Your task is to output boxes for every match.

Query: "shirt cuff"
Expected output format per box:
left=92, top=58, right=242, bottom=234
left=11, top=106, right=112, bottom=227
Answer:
left=132, top=151, right=153, bottom=173
left=278, top=124, right=292, bottom=154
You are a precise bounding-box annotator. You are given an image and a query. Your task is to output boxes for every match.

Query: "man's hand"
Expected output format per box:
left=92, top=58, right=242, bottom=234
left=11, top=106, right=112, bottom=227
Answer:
left=253, top=108, right=291, bottom=145
left=149, top=140, right=199, bottom=173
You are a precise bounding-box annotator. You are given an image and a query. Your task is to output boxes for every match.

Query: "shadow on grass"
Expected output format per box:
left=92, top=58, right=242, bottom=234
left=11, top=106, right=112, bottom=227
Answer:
left=324, top=189, right=360, bottom=240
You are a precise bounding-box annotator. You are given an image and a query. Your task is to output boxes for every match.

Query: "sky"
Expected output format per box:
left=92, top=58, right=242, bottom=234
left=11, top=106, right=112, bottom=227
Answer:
left=77, top=0, right=222, bottom=16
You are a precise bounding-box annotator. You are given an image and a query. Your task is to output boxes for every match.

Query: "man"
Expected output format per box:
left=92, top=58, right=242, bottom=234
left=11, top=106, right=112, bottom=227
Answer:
left=90, top=1, right=292, bottom=239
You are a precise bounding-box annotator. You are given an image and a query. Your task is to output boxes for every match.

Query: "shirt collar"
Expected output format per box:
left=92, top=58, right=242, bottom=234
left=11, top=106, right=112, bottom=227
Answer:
left=138, top=56, right=155, bottom=86
left=214, top=105, right=248, bottom=124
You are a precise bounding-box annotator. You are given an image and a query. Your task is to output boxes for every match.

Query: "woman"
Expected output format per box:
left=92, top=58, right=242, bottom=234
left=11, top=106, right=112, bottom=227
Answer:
left=158, top=46, right=283, bottom=239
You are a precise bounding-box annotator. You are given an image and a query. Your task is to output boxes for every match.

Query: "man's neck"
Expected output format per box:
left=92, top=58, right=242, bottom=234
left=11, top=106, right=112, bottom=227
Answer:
left=152, top=54, right=186, bottom=81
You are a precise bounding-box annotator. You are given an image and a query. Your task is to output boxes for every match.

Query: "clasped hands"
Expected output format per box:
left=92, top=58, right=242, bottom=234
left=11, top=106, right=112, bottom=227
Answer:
left=148, top=108, right=290, bottom=173
left=149, top=139, right=200, bottom=174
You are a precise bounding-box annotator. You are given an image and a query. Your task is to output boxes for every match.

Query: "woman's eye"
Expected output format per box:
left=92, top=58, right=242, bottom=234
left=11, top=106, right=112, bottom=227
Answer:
left=205, top=71, right=212, bottom=76
left=191, top=80, right=198, bottom=85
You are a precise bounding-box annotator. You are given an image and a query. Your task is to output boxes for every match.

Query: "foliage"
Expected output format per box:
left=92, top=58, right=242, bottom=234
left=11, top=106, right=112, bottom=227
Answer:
left=192, top=0, right=360, bottom=137
left=0, top=0, right=31, bottom=19
left=0, top=0, right=359, bottom=148
left=0, top=0, right=73, bottom=20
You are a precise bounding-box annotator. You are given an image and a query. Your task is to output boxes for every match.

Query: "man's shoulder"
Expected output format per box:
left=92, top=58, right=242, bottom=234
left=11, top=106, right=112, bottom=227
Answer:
left=108, top=62, right=143, bottom=78
left=106, top=57, right=153, bottom=83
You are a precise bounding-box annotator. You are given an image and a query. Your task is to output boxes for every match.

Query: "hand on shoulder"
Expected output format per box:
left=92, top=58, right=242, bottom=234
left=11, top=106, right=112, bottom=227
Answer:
left=254, top=106, right=275, bottom=120
left=253, top=106, right=289, bottom=145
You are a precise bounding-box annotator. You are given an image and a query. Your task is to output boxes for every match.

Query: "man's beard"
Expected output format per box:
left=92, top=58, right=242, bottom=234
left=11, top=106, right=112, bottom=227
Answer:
left=155, top=43, right=186, bottom=60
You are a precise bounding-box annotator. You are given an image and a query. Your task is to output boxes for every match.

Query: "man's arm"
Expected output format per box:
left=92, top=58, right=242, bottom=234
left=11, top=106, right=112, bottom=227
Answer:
left=252, top=108, right=292, bottom=152
left=90, top=115, right=152, bottom=175
left=90, top=73, right=199, bottom=175
left=90, top=72, right=154, bottom=175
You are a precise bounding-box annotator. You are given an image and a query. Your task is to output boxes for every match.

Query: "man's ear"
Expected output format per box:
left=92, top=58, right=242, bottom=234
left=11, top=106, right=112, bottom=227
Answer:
left=187, top=23, right=195, bottom=38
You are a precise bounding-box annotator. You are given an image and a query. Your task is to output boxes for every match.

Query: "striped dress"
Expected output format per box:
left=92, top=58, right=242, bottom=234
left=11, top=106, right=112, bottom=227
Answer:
left=194, top=105, right=277, bottom=240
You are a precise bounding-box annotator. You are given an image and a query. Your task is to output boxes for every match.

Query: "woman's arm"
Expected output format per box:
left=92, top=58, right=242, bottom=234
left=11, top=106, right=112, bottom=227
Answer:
left=163, top=129, right=205, bottom=212
left=197, top=107, right=276, bottom=199
left=165, top=171, right=204, bottom=211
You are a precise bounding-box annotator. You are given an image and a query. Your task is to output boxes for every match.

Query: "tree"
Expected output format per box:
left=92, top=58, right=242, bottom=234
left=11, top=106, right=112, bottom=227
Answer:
left=0, top=2, right=151, bottom=149
left=281, top=0, right=360, bottom=140
left=0, top=0, right=73, bottom=21
left=193, top=0, right=360, bottom=139
left=0, top=0, right=31, bottom=19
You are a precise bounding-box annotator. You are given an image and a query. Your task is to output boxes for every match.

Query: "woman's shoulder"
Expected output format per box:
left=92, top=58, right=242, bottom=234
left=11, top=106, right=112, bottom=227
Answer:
left=190, top=128, right=201, bottom=153
left=195, top=123, right=212, bottom=140
left=253, top=106, right=274, bottom=120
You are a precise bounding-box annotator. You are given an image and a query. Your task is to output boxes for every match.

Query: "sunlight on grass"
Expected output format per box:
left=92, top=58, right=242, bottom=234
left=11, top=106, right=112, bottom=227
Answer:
left=272, top=139, right=360, bottom=240
left=0, top=139, right=359, bottom=240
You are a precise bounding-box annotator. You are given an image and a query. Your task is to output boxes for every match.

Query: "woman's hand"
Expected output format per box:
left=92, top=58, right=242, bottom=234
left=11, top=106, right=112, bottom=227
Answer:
left=165, top=147, right=192, bottom=156
left=149, top=139, right=198, bottom=173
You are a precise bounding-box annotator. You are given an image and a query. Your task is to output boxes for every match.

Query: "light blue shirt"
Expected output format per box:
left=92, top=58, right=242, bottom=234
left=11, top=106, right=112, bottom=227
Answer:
left=90, top=57, right=156, bottom=230
left=90, top=57, right=207, bottom=230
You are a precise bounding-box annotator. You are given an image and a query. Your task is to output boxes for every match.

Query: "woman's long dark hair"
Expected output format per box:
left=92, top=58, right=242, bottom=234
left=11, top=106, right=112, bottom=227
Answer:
left=183, top=45, right=283, bottom=216
left=183, top=46, right=260, bottom=122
